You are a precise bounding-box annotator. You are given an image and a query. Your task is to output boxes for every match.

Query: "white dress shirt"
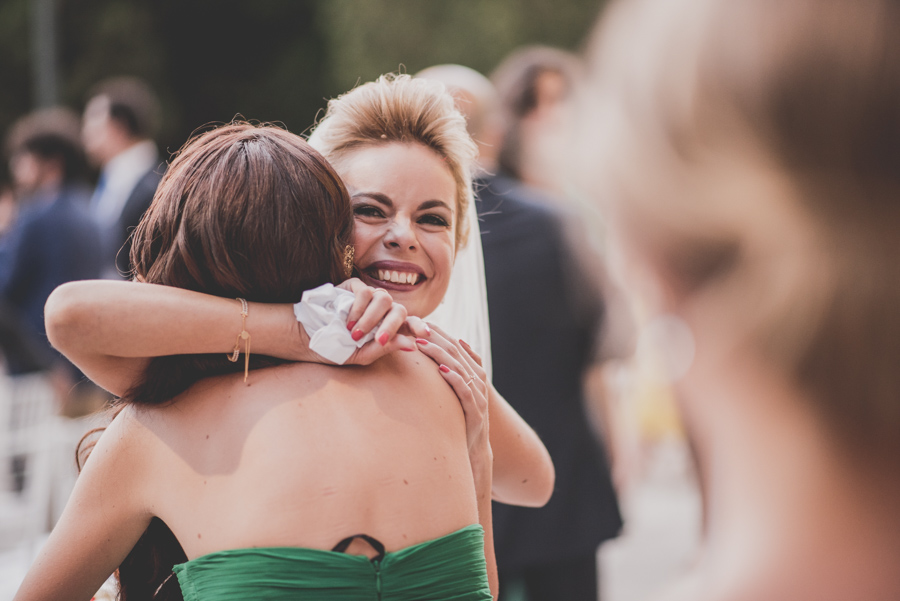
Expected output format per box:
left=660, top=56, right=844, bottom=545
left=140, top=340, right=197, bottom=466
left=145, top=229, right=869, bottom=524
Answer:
left=90, top=139, right=158, bottom=227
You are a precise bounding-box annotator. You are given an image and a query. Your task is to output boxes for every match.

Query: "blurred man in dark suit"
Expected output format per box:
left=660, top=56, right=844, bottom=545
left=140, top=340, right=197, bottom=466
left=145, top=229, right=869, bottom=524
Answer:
left=419, top=63, right=633, bottom=601
left=82, top=77, right=163, bottom=278
left=2, top=108, right=104, bottom=410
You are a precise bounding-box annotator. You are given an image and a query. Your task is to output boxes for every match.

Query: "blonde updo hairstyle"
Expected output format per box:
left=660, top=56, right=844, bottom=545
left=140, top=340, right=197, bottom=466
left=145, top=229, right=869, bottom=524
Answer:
left=586, top=0, right=900, bottom=458
left=308, top=73, right=478, bottom=248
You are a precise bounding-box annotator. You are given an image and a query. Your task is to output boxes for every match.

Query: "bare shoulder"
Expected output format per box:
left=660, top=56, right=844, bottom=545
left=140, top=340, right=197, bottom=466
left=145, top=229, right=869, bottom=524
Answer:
left=83, top=405, right=158, bottom=470
left=366, top=351, right=461, bottom=402
left=70, top=404, right=164, bottom=520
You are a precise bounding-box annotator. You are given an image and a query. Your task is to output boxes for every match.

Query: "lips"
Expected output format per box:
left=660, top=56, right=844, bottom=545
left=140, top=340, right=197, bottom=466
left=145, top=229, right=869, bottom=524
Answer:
left=360, top=260, right=426, bottom=291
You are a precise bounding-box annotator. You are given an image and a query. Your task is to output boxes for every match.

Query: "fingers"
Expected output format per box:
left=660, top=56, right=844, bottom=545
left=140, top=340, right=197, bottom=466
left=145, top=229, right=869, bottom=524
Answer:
left=345, top=280, right=375, bottom=328
left=438, top=363, right=487, bottom=426
left=415, top=323, right=489, bottom=452
left=423, top=324, right=486, bottom=382
left=404, top=316, right=432, bottom=339
left=347, top=286, right=396, bottom=342
left=438, top=363, right=489, bottom=455
left=415, top=334, right=474, bottom=383
left=372, top=303, right=408, bottom=347
left=455, top=341, right=485, bottom=382
left=349, top=333, right=417, bottom=365
left=458, top=339, right=484, bottom=368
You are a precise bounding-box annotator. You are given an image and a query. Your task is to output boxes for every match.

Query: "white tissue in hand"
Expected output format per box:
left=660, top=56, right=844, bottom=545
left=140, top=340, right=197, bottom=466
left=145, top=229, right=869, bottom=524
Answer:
left=293, top=283, right=375, bottom=364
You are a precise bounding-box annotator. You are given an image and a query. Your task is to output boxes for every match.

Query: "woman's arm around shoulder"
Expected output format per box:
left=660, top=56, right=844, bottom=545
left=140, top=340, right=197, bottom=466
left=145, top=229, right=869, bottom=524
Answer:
left=44, top=279, right=413, bottom=396
left=412, top=324, right=554, bottom=508
left=14, top=407, right=156, bottom=601
left=485, top=383, right=555, bottom=507
left=44, top=280, right=304, bottom=396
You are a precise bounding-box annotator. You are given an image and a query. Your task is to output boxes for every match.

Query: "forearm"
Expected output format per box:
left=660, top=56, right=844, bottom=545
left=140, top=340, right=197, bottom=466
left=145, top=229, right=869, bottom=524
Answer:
left=45, top=280, right=307, bottom=394
left=488, top=384, right=555, bottom=507
left=471, top=450, right=498, bottom=600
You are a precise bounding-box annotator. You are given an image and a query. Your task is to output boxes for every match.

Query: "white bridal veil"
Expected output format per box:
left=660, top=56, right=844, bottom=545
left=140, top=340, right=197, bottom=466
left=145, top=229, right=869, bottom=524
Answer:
left=425, top=197, right=493, bottom=379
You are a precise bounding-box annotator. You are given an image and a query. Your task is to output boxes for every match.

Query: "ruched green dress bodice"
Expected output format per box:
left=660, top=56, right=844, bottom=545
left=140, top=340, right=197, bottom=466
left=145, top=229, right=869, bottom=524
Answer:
left=173, top=524, right=491, bottom=600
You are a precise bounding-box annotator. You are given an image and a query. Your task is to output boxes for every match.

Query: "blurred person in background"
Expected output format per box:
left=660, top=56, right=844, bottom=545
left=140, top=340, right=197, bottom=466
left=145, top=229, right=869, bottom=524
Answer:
left=488, top=46, right=644, bottom=490
left=82, top=76, right=163, bottom=278
left=418, top=63, right=629, bottom=601
left=583, top=0, right=900, bottom=599
left=490, top=45, right=582, bottom=200
left=1, top=108, right=103, bottom=413
left=0, top=180, right=17, bottom=235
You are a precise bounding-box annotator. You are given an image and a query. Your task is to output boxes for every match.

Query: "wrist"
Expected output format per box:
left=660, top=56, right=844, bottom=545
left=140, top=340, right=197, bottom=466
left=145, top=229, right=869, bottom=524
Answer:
left=469, top=446, right=493, bottom=482
left=251, top=302, right=313, bottom=362
left=291, top=314, right=318, bottom=363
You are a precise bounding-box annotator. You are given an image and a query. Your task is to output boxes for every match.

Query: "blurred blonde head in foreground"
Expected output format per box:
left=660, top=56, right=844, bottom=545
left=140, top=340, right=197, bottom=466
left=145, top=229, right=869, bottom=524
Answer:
left=581, top=0, right=900, bottom=599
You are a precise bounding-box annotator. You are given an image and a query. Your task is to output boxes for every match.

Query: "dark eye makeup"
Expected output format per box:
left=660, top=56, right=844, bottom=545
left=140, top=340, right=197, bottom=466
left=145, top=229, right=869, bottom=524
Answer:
left=418, top=214, right=450, bottom=227
left=352, top=204, right=385, bottom=218
left=354, top=204, right=450, bottom=229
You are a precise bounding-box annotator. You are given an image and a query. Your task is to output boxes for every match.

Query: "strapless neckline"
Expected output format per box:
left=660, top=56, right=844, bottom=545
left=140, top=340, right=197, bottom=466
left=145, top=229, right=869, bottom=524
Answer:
left=180, top=523, right=483, bottom=564
left=173, top=523, right=491, bottom=601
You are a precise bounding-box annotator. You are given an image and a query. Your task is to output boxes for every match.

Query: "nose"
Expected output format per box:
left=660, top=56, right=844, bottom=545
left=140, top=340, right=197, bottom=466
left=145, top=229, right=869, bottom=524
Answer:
left=383, top=217, right=417, bottom=251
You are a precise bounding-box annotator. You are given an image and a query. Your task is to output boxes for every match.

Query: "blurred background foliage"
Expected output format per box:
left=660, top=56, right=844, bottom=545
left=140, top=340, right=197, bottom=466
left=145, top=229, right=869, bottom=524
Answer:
left=1, top=0, right=603, bottom=160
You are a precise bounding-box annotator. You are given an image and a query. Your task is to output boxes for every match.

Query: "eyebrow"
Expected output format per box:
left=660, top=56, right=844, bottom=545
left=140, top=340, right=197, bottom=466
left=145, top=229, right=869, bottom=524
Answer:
left=351, top=192, right=454, bottom=214
left=418, top=199, right=454, bottom=213
left=351, top=191, right=393, bottom=207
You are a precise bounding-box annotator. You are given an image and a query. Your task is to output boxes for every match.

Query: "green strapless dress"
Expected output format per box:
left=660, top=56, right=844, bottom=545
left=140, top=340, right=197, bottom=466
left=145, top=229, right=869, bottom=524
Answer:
left=173, top=524, right=491, bottom=600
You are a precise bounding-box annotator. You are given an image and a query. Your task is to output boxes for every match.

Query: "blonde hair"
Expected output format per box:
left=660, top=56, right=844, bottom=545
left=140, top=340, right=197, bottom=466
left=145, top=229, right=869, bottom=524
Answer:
left=587, top=0, right=900, bottom=455
left=308, top=73, right=477, bottom=247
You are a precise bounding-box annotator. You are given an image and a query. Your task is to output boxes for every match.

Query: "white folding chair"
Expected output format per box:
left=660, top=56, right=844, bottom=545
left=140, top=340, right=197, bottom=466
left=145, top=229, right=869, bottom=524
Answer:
left=0, top=371, right=57, bottom=555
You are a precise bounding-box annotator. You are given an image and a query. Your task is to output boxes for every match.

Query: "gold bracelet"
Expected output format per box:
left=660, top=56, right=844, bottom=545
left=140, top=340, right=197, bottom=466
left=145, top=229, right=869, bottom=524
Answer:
left=227, top=297, right=251, bottom=383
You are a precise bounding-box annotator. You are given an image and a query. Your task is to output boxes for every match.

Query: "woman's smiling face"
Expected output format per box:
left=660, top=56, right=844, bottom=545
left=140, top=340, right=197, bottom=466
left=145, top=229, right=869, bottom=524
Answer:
left=338, top=142, right=458, bottom=318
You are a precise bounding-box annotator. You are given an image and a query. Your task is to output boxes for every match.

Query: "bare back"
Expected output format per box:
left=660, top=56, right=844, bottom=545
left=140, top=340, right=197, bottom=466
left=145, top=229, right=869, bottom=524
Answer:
left=116, top=351, right=477, bottom=559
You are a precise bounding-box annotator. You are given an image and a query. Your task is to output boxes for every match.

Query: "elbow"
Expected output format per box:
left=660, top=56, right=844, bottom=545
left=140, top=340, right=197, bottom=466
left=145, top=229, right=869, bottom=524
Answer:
left=530, top=449, right=555, bottom=508
left=497, top=447, right=555, bottom=508
left=44, top=281, right=94, bottom=354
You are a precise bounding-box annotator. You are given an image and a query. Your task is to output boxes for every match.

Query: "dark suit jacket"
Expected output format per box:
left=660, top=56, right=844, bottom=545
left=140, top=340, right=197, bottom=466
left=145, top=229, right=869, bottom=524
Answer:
left=0, top=186, right=103, bottom=374
left=478, top=174, right=622, bottom=569
left=114, top=166, right=164, bottom=277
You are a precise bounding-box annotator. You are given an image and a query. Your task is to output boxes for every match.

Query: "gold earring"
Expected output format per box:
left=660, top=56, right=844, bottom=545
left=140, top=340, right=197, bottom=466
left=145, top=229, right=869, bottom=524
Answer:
left=343, top=245, right=355, bottom=277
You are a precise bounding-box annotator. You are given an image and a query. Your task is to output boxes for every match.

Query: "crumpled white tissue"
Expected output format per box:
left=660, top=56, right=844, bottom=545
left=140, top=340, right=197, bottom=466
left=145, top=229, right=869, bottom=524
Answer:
left=293, top=283, right=375, bottom=364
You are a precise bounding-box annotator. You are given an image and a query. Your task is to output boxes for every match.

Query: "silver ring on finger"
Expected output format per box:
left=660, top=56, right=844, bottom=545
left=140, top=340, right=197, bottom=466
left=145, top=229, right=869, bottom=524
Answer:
left=465, top=377, right=476, bottom=387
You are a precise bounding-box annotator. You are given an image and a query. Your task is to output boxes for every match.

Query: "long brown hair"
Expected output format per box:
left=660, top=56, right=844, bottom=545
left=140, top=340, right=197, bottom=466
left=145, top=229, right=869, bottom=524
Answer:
left=126, top=122, right=352, bottom=406
left=81, top=122, right=353, bottom=600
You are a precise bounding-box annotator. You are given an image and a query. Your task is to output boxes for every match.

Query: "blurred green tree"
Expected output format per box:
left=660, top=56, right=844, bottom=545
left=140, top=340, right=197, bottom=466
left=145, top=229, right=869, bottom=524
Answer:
left=319, top=0, right=601, bottom=90
left=1, top=0, right=603, bottom=166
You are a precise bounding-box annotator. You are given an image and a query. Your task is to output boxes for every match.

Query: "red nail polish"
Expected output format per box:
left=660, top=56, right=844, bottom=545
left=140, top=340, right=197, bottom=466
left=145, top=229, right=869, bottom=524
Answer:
left=351, top=329, right=364, bottom=341
left=347, top=320, right=357, bottom=331
left=401, top=347, right=415, bottom=352
left=424, top=324, right=432, bottom=334
left=416, top=338, right=428, bottom=345
left=379, top=333, right=389, bottom=346
left=439, top=364, right=450, bottom=373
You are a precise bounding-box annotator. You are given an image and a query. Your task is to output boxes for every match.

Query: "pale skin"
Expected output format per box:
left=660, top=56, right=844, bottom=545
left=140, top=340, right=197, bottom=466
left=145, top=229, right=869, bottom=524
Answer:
left=43, top=142, right=554, bottom=508
left=16, top=349, right=496, bottom=600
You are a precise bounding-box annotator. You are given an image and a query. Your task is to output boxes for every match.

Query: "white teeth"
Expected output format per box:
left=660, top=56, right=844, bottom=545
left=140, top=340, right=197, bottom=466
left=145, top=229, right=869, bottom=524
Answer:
left=375, top=269, right=419, bottom=285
